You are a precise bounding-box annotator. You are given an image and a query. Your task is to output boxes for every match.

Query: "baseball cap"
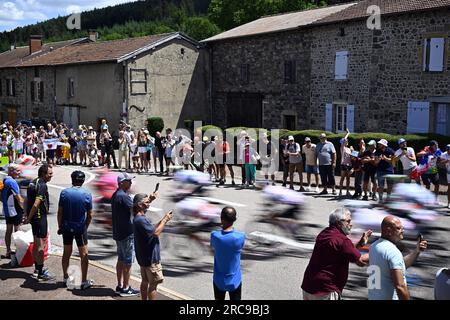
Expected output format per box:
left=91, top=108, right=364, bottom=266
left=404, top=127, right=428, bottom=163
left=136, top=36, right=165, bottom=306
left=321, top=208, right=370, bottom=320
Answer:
left=377, top=139, right=388, bottom=147
left=203, top=136, right=209, bottom=142
left=304, top=137, right=311, bottom=142
left=88, top=126, right=93, bottom=130
left=144, top=129, right=149, bottom=134
left=340, top=138, right=347, bottom=145
left=429, top=140, right=438, bottom=147
left=117, top=172, right=135, bottom=184
left=446, top=144, right=450, bottom=151
left=288, top=135, right=294, bottom=141
left=319, top=133, right=326, bottom=138
left=31, top=126, right=36, bottom=129
left=397, top=138, right=406, bottom=145
left=367, top=140, right=376, bottom=146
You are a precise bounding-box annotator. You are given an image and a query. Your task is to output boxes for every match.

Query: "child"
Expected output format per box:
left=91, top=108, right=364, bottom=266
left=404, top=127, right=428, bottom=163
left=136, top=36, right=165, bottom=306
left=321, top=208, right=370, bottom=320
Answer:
left=61, top=138, right=71, bottom=165
left=88, top=144, right=99, bottom=167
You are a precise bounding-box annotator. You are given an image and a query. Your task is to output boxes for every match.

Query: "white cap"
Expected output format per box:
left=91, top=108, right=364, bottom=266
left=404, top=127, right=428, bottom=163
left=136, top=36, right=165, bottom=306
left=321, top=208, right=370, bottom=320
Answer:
left=288, top=135, right=294, bottom=141
left=377, top=139, right=388, bottom=147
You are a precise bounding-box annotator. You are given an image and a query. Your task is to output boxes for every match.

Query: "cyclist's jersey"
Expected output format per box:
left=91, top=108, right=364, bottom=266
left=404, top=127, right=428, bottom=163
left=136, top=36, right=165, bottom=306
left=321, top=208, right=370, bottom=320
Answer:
left=27, top=178, right=49, bottom=221
left=176, top=198, right=220, bottom=221
left=263, top=185, right=304, bottom=205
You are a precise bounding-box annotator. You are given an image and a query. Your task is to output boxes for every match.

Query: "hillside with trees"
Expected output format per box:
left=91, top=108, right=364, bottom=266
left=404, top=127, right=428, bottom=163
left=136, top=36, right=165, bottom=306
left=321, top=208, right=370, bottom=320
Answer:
left=0, top=0, right=356, bottom=52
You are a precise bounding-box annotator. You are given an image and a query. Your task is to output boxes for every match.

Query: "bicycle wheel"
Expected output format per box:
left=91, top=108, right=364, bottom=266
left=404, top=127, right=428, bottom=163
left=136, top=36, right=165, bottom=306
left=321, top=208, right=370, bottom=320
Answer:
left=170, top=233, right=209, bottom=260
left=244, top=220, right=291, bottom=254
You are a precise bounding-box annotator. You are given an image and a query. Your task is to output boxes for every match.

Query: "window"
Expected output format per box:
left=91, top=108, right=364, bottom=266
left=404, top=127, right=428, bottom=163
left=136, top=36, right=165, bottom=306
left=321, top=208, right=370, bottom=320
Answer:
left=6, top=79, right=15, bottom=96
left=423, top=38, right=445, bottom=72
left=335, top=104, right=347, bottom=132
left=240, top=64, right=249, bottom=84
left=30, top=80, right=44, bottom=102
left=130, top=69, right=147, bottom=95
left=67, top=78, right=75, bottom=98
left=283, top=115, right=296, bottom=131
left=435, top=103, right=450, bottom=136
left=407, top=101, right=430, bottom=134
left=335, top=51, right=348, bottom=80
left=0, top=79, right=2, bottom=96
left=34, top=67, right=39, bottom=78
left=284, top=60, right=296, bottom=84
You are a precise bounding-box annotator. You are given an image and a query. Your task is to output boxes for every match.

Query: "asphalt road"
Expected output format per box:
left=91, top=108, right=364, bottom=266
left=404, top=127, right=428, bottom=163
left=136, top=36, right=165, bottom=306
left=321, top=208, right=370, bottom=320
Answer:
left=1, top=165, right=450, bottom=300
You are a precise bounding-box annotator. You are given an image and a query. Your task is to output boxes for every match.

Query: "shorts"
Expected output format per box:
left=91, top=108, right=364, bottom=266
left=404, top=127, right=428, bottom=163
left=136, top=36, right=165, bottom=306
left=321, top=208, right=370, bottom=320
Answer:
left=341, top=164, right=353, bottom=172
left=116, top=235, right=135, bottom=265
left=78, top=144, right=87, bottom=152
left=363, top=170, right=376, bottom=183
left=305, top=165, right=319, bottom=174
left=62, top=230, right=88, bottom=247
left=261, top=160, right=277, bottom=175
left=46, top=149, right=55, bottom=158
left=5, top=213, right=23, bottom=226
left=152, top=148, right=159, bottom=157
left=422, top=173, right=439, bottom=186
left=377, top=171, right=394, bottom=189
left=140, top=263, right=164, bottom=286
left=31, top=218, right=48, bottom=239
left=289, top=163, right=303, bottom=174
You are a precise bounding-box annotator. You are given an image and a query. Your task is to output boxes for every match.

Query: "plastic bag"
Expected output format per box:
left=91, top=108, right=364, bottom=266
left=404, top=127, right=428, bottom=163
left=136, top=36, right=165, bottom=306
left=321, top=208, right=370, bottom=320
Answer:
left=12, top=229, right=49, bottom=267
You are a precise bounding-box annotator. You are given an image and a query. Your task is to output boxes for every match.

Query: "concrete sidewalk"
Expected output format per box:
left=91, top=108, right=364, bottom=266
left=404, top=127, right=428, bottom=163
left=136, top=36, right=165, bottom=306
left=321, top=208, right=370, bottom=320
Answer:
left=0, top=247, right=185, bottom=300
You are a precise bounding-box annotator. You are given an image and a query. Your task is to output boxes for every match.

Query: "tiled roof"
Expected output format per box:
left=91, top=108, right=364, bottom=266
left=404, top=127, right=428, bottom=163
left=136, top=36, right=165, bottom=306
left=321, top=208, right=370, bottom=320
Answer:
left=202, top=3, right=356, bottom=42
left=0, top=32, right=196, bottom=68
left=0, top=38, right=89, bottom=68
left=203, top=0, right=450, bottom=42
left=313, top=0, right=450, bottom=25
left=19, top=33, right=174, bottom=67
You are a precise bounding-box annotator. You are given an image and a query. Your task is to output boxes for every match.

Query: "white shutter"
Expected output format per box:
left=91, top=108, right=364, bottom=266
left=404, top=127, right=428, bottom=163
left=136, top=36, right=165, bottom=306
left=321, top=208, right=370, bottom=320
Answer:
left=429, top=38, right=445, bottom=72
left=335, top=51, right=348, bottom=79
left=347, top=104, right=355, bottom=132
left=407, top=101, right=430, bottom=134
left=325, top=103, right=333, bottom=131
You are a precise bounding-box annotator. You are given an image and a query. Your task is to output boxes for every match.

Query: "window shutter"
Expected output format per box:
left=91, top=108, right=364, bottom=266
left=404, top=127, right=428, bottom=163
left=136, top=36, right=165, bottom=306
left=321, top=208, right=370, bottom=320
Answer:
left=39, top=81, right=44, bottom=102
left=12, top=79, right=15, bottom=96
left=30, top=81, right=35, bottom=101
left=325, top=103, right=333, bottom=131
left=335, top=51, right=348, bottom=79
left=347, top=104, right=355, bottom=132
left=0, top=79, right=2, bottom=96
left=423, top=39, right=429, bottom=71
left=407, top=101, right=430, bottom=133
left=429, top=38, right=445, bottom=72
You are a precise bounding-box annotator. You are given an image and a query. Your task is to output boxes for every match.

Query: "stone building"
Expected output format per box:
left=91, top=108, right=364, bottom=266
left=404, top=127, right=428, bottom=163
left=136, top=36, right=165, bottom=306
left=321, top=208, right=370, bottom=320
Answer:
left=0, top=32, right=210, bottom=134
left=203, top=0, right=450, bottom=135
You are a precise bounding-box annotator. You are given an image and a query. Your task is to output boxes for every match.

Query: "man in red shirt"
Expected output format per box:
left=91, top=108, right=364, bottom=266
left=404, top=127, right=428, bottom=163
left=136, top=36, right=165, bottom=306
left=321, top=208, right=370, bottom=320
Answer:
left=301, top=207, right=372, bottom=300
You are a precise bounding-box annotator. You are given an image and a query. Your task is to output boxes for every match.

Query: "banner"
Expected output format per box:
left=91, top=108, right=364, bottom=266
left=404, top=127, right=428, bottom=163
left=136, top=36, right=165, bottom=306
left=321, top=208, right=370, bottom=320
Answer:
left=43, top=138, right=60, bottom=151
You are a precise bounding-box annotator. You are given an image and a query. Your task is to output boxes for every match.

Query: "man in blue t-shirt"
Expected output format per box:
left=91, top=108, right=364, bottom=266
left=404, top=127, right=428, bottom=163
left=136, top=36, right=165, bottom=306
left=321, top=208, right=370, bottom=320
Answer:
left=210, top=206, right=245, bottom=300
left=57, top=171, right=94, bottom=290
left=374, top=139, right=394, bottom=202
left=1, top=164, right=24, bottom=259
left=132, top=193, right=171, bottom=300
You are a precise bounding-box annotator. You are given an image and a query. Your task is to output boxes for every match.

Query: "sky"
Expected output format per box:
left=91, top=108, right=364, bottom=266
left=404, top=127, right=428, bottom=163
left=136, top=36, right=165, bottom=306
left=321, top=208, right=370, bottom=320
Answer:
left=0, top=0, right=140, bottom=32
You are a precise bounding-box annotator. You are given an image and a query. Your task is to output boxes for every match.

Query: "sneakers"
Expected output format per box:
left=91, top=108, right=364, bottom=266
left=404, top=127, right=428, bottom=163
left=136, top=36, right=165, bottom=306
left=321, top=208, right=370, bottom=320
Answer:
left=119, top=286, right=139, bottom=297
left=319, top=189, right=328, bottom=195
left=272, top=182, right=276, bottom=186
left=32, top=269, right=39, bottom=279
left=289, top=186, right=294, bottom=190
left=37, top=269, right=56, bottom=282
left=305, top=186, right=311, bottom=192
left=315, top=186, right=320, bottom=193
left=282, top=183, right=286, bottom=187
left=299, top=187, right=306, bottom=192
left=372, top=194, right=378, bottom=201
left=115, top=285, right=122, bottom=293
left=338, top=191, right=343, bottom=197
left=332, top=189, right=337, bottom=195
left=81, top=279, right=95, bottom=290
left=346, top=191, right=351, bottom=197
left=231, top=180, right=236, bottom=186
left=362, top=195, right=369, bottom=201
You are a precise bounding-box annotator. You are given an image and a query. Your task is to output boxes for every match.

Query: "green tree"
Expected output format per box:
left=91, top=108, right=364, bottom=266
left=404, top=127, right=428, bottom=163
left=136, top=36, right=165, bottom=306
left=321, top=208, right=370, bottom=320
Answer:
left=181, top=16, right=221, bottom=40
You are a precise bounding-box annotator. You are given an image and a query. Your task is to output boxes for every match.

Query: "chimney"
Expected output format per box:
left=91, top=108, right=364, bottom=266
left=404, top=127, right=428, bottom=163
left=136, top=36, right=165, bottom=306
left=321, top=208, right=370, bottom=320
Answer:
left=89, top=30, right=98, bottom=42
left=29, top=35, right=43, bottom=55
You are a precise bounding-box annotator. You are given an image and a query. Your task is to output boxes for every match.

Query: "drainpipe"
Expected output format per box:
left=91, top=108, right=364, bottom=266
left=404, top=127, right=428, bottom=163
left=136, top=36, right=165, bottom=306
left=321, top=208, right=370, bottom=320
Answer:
left=54, top=66, right=57, bottom=121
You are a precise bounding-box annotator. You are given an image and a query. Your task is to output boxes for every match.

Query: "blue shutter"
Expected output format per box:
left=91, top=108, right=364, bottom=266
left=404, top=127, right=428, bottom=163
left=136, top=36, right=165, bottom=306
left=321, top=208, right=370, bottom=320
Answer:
left=325, top=103, right=333, bottom=132
left=347, top=104, right=355, bottom=132
left=407, top=101, right=430, bottom=133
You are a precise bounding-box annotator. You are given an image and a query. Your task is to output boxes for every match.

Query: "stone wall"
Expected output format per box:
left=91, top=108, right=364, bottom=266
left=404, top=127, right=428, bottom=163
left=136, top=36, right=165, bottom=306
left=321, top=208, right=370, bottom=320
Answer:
left=210, top=31, right=312, bottom=130
left=127, top=39, right=210, bottom=132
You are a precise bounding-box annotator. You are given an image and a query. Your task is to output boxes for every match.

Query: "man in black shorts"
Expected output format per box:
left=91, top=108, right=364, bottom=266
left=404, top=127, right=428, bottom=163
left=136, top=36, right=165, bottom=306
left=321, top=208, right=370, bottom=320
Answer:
left=362, top=140, right=378, bottom=201
left=1, top=164, right=24, bottom=259
left=57, top=171, right=94, bottom=289
left=24, top=163, right=54, bottom=281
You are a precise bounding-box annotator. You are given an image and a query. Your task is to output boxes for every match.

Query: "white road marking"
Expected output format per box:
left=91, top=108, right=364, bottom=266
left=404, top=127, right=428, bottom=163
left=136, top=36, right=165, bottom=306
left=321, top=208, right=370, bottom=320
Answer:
left=198, top=196, right=246, bottom=207
left=248, top=231, right=315, bottom=250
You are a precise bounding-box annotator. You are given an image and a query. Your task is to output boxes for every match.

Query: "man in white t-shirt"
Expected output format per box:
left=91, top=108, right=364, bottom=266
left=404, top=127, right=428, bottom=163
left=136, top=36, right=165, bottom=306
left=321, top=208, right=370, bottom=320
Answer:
left=302, top=137, right=319, bottom=192
left=439, top=144, right=450, bottom=209
left=394, top=138, right=418, bottom=183
left=368, top=216, right=427, bottom=300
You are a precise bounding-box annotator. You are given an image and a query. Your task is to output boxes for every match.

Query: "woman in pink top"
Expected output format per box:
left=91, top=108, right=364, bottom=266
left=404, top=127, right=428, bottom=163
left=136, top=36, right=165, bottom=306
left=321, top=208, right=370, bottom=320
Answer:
left=339, top=129, right=354, bottom=197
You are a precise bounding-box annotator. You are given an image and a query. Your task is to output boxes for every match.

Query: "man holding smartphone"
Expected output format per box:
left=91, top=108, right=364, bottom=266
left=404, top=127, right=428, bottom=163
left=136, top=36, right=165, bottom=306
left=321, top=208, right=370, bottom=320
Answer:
left=394, top=138, right=418, bottom=183
left=132, top=193, right=172, bottom=300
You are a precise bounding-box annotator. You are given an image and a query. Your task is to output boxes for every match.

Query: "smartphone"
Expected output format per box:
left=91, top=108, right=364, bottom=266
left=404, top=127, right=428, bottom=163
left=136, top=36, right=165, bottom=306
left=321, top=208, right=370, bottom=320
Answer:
left=418, top=233, right=424, bottom=241
left=154, top=183, right=160, bottom=193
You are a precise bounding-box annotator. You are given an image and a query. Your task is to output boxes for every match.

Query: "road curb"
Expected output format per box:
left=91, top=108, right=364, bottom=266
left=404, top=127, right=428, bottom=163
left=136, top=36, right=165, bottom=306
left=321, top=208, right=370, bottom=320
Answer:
left=0, top=245, right=193, bottom=300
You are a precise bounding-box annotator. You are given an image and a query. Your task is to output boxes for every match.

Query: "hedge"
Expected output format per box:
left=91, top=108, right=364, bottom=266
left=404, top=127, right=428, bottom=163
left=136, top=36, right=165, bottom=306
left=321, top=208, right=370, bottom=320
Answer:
left=147, top=117, right=164, bottom=136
